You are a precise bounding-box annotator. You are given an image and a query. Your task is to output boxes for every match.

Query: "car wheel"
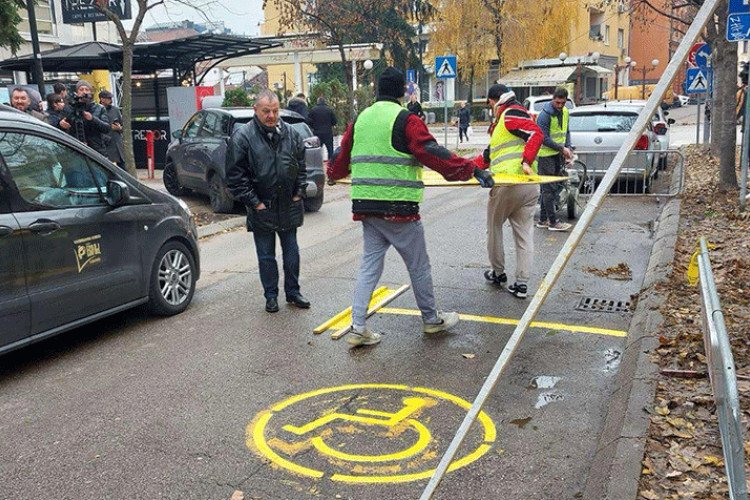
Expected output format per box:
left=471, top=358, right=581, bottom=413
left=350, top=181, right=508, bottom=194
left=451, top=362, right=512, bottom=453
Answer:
left=567, top=187, right=579, bottom=220
left=209, top=174, right=235, bottom=213
left=148, top=240, right=196, bottom=316
left=163, top=159, right=185, bottom=196
left=304, top=192, right=324, bottom=212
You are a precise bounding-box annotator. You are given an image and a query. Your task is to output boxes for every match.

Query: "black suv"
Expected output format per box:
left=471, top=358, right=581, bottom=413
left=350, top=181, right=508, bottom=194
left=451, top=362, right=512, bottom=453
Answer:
left=0, top=105, right=200, bottom=355
left=165, top=108, right=326, bottom=213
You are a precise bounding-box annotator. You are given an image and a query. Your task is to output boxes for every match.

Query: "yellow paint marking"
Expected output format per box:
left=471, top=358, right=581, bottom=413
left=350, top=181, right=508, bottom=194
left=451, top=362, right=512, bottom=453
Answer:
left=312, top=287, right=389, bottom=334
left=247, top=384, right=496, bottom=484
left=378, top=307, right=627, bottom=338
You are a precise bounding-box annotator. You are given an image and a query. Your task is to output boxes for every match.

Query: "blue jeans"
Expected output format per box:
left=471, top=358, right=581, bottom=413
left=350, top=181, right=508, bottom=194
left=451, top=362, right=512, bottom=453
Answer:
left=252, top=229, right=301, bottom=300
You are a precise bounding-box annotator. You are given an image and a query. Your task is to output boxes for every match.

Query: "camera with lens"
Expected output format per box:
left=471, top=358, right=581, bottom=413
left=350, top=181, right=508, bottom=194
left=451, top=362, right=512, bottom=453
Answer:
left=69, top=93, right=91, bottom=120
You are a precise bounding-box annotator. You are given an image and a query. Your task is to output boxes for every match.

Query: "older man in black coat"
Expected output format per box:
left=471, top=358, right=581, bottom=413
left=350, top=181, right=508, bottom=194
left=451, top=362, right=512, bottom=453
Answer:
left=226, top=89, right=310, bottom=313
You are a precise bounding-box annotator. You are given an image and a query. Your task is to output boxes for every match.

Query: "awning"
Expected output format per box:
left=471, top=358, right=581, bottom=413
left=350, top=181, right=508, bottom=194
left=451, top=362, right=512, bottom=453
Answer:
left=499, top=66, right=576, bottom=87
left=499, top=64, right=612, bottom=87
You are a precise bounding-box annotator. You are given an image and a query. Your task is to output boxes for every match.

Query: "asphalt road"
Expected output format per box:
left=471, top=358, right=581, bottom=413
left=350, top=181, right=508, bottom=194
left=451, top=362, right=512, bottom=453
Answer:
left=0, top=180, right=666, bottom=499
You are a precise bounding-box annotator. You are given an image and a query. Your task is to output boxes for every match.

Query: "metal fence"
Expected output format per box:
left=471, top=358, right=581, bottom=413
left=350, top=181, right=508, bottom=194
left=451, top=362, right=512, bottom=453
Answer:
left=697, top=237, right=749, bottom=500
left=576, top=149, right=685, bottom=197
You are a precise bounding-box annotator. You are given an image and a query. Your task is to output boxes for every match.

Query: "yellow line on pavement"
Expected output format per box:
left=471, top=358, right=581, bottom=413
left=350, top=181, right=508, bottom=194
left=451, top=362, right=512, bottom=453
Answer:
left=378, top=308, right=627, bottom=338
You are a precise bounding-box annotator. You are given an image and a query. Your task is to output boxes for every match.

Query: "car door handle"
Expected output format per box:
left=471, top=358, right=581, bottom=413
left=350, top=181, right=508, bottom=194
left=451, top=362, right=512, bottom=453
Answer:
left=28, top=220, right=61, bottom=234
left=0, top=225, right=14, bottom=238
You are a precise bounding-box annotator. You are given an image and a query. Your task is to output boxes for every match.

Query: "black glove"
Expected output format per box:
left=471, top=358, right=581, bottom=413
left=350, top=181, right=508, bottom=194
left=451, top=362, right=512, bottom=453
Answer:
left=473, top=167, right=495, bottom=188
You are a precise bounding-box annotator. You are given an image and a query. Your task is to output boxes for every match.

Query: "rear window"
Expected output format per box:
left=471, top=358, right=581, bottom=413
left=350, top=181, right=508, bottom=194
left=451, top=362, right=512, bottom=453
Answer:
left=569, top=112, right=638, bottom=132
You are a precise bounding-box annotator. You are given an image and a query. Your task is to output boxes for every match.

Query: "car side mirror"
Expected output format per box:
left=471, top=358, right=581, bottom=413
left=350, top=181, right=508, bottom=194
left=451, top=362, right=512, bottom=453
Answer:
left=172, top=130, right=182, bottom=140
left=106, top=180, right=130, bottom=206
left=667, top=118, right=676, bottom=126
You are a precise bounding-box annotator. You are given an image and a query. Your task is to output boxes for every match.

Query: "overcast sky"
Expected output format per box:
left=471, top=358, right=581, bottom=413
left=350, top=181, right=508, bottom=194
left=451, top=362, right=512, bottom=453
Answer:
left=123, top=0, right=265, bottom=36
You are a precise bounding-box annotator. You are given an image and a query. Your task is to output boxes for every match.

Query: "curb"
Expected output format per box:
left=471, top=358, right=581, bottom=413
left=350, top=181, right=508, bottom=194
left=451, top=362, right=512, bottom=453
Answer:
left=583, top=195, right=682, bottom=499
left=197, top=216, right=246, bottom=239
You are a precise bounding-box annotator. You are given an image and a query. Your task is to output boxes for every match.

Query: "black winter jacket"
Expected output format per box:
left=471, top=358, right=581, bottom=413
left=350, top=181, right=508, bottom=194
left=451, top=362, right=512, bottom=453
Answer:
left=226, top=118, right=308, bottom=233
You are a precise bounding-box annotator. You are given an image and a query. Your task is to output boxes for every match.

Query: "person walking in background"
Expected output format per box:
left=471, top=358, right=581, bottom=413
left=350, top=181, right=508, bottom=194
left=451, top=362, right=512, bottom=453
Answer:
left=458, top=101, right=471, bottom=143
left=226, top=90, right=310, bottom=314
left=308, top=97, right=337, bottom=158
left=287, top=93, right=309, bottom=121
left=535, top=87, right=573, bottom=232
left=407, top=92, right=425, bottom=121
left=99, top=90, right=126, bottom=169
left=328, top=67, right=494, bottom=347
left=479, top=83, right=543, bottom=299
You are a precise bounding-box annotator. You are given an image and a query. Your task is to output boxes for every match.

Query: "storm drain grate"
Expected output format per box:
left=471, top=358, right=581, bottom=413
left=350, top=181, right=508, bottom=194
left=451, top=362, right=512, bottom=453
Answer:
left=575, top=297, right=632, bottom=313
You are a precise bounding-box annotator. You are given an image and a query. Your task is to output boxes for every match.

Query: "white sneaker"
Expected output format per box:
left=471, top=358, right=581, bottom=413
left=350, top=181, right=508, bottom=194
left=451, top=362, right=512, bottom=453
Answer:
left=548, top=221, right=572, bottom=232
left=347, top=327, right=382, bottom=347
left=423, top=311, right=460, bottom=334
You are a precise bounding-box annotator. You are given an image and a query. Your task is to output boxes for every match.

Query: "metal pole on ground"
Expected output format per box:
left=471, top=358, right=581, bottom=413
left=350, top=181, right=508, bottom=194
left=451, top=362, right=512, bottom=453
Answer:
left=418, top=0, right=721, bottom=497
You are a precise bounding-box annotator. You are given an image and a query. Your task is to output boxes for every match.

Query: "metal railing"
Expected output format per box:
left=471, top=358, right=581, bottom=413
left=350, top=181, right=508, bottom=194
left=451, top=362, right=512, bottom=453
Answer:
left=576, top=149, right=685, bottom=197
left=696, top=238, right=748, bottom=500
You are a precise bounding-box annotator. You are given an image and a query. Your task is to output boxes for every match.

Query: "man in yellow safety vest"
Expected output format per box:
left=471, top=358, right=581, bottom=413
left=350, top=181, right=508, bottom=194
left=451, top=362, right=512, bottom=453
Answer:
left=535, top=87, right=573, bottom=231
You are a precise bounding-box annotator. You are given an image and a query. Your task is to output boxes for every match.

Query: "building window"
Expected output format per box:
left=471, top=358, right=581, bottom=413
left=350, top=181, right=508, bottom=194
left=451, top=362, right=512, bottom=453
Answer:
left=589, top=9, right=605, bottom=41
left=744, top=40, right=749, bottom=54
left=18, top=0, right=55, bottom=36
left=604, top=25, right=610, bottom=45
left=618, top=29, right=625, bottom=49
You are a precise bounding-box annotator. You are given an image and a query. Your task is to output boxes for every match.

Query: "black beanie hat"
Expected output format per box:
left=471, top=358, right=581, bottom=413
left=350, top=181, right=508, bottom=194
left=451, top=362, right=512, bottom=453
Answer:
left=377, top=67, right=406, bottom=100
left=487, top=83, right=516, bottom=105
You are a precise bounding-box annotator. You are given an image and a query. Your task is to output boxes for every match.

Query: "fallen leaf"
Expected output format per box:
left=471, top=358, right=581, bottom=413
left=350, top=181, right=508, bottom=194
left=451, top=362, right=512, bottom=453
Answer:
left=702, top=455, right=724, bottom=467
left=640, top=490, right=659, bottom=500
left=666, top=470, right=683, bottom=478
left=462, top=353, right=475, bottom=359
left=655, top=406, right=670, bottom=416
left=230, top=491, right=244, bottom=500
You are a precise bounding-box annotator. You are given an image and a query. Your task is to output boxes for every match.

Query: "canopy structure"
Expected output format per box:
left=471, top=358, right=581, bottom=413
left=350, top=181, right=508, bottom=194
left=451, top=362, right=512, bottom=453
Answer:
left=500, top=64, right=612, bottom=88
left=0, top=34, right=282, bottom=83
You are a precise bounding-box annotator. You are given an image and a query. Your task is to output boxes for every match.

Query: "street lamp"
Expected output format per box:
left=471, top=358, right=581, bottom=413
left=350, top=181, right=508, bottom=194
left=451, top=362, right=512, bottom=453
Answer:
left=614, top=56, right=636, bottom=100
left=638, top=59, right=659, bottom=99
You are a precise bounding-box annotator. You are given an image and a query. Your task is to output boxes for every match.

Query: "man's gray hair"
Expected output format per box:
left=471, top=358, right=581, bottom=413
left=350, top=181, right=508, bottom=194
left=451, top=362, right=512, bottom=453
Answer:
left=255, top=89, right=279, bottom=105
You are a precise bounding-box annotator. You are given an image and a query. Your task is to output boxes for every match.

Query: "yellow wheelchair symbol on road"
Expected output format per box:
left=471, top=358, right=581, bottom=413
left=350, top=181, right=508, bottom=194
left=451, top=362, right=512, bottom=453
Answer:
left=247, top=384, right=496, bottom=484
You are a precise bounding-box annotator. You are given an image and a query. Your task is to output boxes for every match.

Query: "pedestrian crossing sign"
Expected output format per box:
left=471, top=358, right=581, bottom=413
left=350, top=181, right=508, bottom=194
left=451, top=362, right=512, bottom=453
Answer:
left=686, top=68, right=708, bottom=94
left=435, top=56, right=457, bottom=79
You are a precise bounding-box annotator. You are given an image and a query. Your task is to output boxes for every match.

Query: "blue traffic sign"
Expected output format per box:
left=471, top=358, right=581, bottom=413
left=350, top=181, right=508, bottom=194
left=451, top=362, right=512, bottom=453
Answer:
left=729, top=0, right=750, bottom=14
left=407, top=69, right=417, bottom=83
left=727, top=12, right=750, bottom=41
left=435, top=56, right=457, bottom=79
left=686, top=68, right=709, bottom=94
left=694, top=44, right=711, bottom=69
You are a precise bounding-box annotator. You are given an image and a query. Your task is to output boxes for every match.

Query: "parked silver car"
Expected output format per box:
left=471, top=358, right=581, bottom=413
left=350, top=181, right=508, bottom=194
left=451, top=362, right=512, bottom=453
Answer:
left=569, top=103, right=662, bottom=191
left=605, top=100, right=675, bottom=168
left=165, top=108, right=326, bottom=213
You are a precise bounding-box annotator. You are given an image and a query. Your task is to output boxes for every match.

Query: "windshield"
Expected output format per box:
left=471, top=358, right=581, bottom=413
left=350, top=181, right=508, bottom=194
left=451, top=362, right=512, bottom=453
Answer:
left=569, top=112, right=638, bottom=132
left=533, top=99, right=574, bottom=112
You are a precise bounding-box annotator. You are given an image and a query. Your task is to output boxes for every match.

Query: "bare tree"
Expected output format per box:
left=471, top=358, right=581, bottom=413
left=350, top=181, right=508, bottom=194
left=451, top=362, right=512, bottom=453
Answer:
left=94, top=0, right=217, bottom=175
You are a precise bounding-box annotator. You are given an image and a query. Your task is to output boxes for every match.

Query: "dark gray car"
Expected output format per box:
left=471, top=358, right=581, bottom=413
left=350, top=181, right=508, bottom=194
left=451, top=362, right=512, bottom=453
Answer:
left=165, top=108, right=326, bottom=213
left=0, top=105, right=200, bottom=355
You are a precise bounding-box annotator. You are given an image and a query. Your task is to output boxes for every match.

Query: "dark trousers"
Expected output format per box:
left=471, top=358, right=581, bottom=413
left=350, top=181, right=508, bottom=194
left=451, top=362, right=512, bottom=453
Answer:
left=459, top=125, right=469, bottom=142
left=538, top=154, right=563, bottom=225
left=252, top=229, right=301, bottom=300
left=320, top=135, right=334, bottom=158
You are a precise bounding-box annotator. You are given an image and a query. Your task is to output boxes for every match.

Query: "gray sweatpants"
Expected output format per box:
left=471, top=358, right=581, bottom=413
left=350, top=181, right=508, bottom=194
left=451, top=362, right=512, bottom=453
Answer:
left=486, top=184, right=540, bottom=285
left=352, top=217, right=439, bottom=329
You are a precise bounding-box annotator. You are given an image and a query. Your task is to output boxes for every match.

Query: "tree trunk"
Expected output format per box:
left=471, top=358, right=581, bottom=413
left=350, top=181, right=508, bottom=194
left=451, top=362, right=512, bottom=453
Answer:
left=121, top=41, right=136, bottom=176
left=337, top=43, right=355, bottom=121
left=714, top=9, right=739, bottom=190
left=468, top=66, right=475, bottom=104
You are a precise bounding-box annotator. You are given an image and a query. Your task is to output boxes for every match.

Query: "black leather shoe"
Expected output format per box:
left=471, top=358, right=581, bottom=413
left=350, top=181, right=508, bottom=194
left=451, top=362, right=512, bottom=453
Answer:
left=286, top=294, right=311, bottom=309
left=265, top=298, right=279, bottom=313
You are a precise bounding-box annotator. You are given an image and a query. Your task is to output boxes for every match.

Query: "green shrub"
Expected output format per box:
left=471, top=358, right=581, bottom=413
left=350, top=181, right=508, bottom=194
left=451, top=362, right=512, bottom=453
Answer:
left=223, top=88, right=252, bottom=107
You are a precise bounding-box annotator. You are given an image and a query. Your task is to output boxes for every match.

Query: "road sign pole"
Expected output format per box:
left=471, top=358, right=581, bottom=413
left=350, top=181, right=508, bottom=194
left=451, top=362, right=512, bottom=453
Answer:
left=696, top=95, right=702, bottom=144
left=740, top=87, right=750, bottom=210
left=444, top=79, right=448, bottom=147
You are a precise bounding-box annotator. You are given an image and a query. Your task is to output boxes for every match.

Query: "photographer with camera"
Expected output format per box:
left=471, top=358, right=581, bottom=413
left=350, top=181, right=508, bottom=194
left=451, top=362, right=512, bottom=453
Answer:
left=99, top=90, right=126, bottom=169
left=45, top=94, right=72, bottom=132
left=68, top=80, right=110, bottom=155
